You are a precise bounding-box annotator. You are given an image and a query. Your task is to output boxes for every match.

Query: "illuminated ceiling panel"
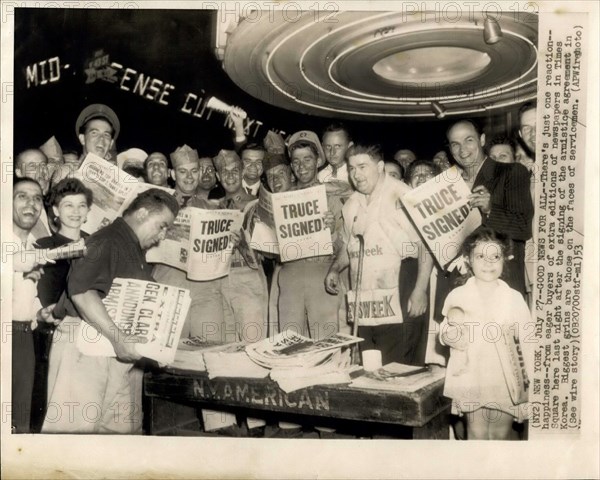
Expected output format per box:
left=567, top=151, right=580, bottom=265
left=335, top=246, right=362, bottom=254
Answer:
left=219, top=11, right=538, bottom=120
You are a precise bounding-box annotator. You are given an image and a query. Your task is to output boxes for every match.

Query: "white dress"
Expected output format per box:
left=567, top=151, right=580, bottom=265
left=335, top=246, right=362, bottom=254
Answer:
left=441, top=277, right=532, bottom=421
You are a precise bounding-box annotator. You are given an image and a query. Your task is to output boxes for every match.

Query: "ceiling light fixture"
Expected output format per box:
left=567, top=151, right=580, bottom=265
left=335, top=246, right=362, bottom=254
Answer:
left=431, top=101, right=447, bottom=118
left=483, top=16, right=503, bottom=44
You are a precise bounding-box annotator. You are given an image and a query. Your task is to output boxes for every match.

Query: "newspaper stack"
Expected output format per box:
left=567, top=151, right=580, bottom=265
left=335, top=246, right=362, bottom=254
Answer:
left=246, top=331, right=362, bottom=369
left=245, top=331, right=363, bottom=392
left=270, top=349, right=363, bottom=393
left=203, top=342, right=270, bottom=379
left=171, top=336, right=215, bottom=371
left=76, top=278, right=190, bottom=364
left=350, top=363, right=445, bottom=393
left=171, top=338, right=270, bottom=379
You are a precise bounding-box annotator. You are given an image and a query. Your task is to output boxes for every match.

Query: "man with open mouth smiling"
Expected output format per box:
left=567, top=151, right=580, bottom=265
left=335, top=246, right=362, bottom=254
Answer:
left=278, top=130, right=353, bottom=343
left=11, top=177, right=57, bottom=433
left=76, top=103, right=120, bottom=164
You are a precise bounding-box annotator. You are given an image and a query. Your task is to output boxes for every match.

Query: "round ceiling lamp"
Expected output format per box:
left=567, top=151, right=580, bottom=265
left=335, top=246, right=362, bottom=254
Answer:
left=219, top=10, right=538, bottom=120
left=372, top=48, right=491, bottom=84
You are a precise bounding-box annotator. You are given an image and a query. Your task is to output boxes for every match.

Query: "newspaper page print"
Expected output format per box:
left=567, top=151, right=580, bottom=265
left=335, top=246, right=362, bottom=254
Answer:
left=118, top=182, right=175, bottom=215
left=76, top=278, right=190, bottom=364
left=137, top=285, right=191, bottom=364
left=401, top=167, right=482, bottom=268
left=186, top=208, right=243, bottom=281
left=529, top=12, right=588, bottom=436
left=250, top=185, right=280, bottom=255
left=75, top=153, right=140, bottom=234
left=346, top=287, right=403, bottom=326
left=272, top=184, right=333, bottom=262
left=146, top=208, right=193, bottom=271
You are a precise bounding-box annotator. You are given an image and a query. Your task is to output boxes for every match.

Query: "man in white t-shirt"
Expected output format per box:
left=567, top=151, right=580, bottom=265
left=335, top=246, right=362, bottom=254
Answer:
left=325, top=144, right=433, bottom=365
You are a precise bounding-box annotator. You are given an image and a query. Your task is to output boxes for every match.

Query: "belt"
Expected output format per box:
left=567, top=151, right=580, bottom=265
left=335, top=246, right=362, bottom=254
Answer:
left=230, top=259, right=246, bottom=269
left=12, top=321, right=32, bottom=333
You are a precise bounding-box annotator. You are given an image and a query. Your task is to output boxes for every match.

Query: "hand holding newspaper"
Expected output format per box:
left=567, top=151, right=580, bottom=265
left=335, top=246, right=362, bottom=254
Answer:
left=76, top=278, right=191, bottom=364
left=75, top=153, right=174, bottom=234
left=42, top=238, right=87, bottom=260
left=250, top=184, right=332, bottom=262
left=146, top=207, right=243, bottom=281
left=401, top=167, right=481, bottom=268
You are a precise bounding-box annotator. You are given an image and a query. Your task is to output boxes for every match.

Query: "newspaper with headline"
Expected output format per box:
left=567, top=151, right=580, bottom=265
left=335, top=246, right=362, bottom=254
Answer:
left=146, top=207, right=243, bottom=281
left=76, top=277, right=191, bottom=364
left=75, top=153, right=175, bottom=234
left=251, top=184, right=332, bottom=261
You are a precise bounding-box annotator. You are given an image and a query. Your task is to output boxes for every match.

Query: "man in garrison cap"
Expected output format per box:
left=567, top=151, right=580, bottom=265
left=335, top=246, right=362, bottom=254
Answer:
left=276, top=130, right=353, bottom=342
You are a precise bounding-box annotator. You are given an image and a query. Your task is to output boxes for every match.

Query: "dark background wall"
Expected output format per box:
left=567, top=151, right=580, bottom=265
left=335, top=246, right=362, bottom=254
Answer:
left=14, top=8, right=518, bottom=160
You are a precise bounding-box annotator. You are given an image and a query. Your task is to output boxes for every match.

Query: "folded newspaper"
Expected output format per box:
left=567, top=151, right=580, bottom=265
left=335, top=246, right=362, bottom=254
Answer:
left=495, top=324, right=530, bottom=405
left=171, top=338, right=269, bottom=379
left=203, top=342, right=270, bottom=379
left=350, top=363, right=445, bottom=393
left=146, top=206, right=243, bottom=281
left=42, top=238, right=87, bottom=260
left=401, top=167, right=481, bottom=269
left=171, top=336, right=216, bottom=371
left=270, top=349, right=362, bottom=393
left=245, top=331, right=363, bottom=370
left=75, top=153, right=174, bottom=235
left=250, top=184, right=333, bottom=262
left=76, top=277, right=190, bottom=364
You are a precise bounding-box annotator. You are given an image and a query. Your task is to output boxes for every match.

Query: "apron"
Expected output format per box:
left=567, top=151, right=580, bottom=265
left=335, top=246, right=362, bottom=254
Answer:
left=346, top=193, right=412, bottom=326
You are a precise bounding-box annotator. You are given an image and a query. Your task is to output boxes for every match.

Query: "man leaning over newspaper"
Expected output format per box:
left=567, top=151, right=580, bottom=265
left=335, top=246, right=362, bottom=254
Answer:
left=42, top=189, right=179, bottom=434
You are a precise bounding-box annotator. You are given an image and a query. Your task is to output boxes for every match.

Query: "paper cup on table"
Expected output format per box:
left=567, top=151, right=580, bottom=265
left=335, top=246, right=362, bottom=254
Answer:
left=362, top=349, right=382, bottom=371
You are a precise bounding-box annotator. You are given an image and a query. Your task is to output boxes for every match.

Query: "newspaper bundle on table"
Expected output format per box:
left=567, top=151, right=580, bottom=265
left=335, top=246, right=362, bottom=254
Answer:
left=350, top=363, right=446, bottom=393
left=270, top=349, right=363, bottom=393
left=401, top=166, right=482, bottom=268
left=146, top=207, right=243, bottom=281
left=245, top=331, right=362, bottom=369
left=171, top=338, right=270, bottom=378
left=76, top=277, right=191, bottom=364
left=250, top=184, right=332, bottom=262
left=75, top=153, right=174, bottom=234
left=203, top=342, right=270, bottom=379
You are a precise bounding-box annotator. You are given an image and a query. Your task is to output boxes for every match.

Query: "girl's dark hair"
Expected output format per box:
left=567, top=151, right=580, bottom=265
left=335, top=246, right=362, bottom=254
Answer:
left=48, top=177, right=93, bottom=208
left=404, top=159, right=441, bottom=183
left=454, top=226, right=513, bottom=286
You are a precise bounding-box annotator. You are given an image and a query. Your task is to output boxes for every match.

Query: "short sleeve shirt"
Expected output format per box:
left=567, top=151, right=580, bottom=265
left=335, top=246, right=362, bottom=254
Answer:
left=63, top=217, right=153, bottom=316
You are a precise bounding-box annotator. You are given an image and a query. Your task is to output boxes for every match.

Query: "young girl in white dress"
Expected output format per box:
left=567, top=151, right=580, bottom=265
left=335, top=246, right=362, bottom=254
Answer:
left=440, top=227, right=532, bottom=440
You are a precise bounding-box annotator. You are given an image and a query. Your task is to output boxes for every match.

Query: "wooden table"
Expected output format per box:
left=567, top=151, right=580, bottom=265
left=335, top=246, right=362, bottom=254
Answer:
left=144, top=366, right=451, bottom=439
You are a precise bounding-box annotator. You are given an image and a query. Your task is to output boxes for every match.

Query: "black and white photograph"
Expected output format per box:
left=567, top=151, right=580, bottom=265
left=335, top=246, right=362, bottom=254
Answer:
left=1, top=2, right=598, bottom=479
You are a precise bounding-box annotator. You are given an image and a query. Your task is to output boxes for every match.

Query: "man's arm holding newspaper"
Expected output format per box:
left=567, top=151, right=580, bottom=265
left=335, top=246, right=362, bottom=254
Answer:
left=72, top=290, right=146, bottom=362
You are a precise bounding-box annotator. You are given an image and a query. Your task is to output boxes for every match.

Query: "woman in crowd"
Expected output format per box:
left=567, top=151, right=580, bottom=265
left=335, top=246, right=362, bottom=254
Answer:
left=36, top=177, right=93, bottom=306
left=32, top=178, right=93, bottom=431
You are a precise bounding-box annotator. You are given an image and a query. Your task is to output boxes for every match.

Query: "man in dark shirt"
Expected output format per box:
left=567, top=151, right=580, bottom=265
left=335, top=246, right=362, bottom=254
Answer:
left=42, top=188, right=178, bottom=434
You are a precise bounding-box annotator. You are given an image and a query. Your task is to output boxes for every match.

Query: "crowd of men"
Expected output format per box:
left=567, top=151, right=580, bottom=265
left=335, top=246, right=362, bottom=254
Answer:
left=11, top=100, right=536, bottom=436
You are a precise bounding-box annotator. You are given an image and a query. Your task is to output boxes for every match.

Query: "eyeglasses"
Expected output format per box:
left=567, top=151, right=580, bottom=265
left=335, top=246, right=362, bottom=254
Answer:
left=521, top=125, right=535, bottom=136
